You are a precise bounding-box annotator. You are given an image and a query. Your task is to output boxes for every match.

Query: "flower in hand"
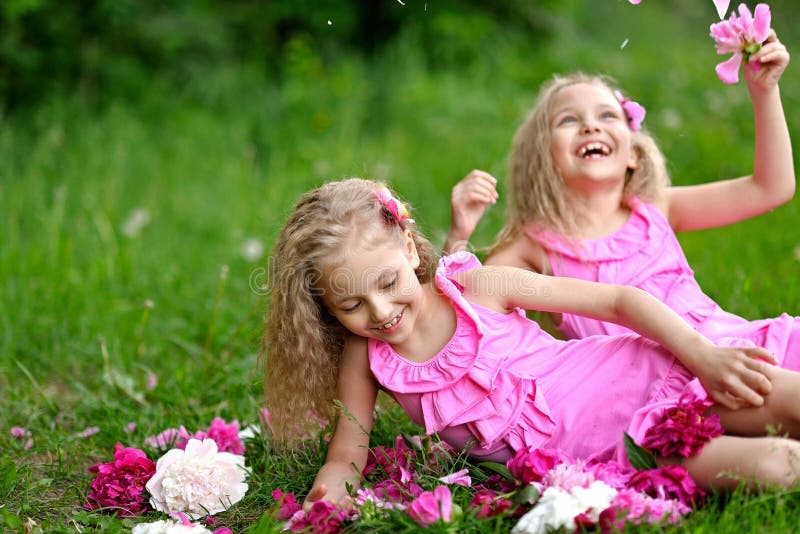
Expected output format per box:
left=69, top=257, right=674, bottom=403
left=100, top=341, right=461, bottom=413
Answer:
left=709, top=3, right=771, bottom=83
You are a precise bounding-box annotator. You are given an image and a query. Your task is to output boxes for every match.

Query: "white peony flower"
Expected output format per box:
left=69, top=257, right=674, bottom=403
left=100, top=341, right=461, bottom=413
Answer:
left=511, top=481, right=617, bottom=534
left=146, top=438, right=248, bottom=520
left=131, top=519, right=211, bottom=533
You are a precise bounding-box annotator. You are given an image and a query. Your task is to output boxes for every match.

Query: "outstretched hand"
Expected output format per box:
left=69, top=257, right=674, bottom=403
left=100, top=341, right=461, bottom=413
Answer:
left=692, top=345, right=776, bottom=410
left=446, top=170, right=498, bottom=253
left=745, top=29, right=790, bottom=92
left=303, top=483, right=354, bottom=512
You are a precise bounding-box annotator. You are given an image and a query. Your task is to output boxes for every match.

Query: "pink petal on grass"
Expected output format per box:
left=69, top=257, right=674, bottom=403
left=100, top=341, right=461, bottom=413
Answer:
left=716, top=53, right=743, bottom=83
left=713, top=0, right=730, bottom=19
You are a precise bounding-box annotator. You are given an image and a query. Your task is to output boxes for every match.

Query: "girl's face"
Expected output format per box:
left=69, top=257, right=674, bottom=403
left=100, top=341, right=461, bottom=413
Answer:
left=548, top=82, right=638, bottom=191
left=319, top=229, right=423, bottom=345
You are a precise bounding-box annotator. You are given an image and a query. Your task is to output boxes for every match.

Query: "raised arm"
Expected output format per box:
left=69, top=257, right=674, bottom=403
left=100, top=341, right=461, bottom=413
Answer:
left=667, top=30, right=794, bottom=232
left=304, top=335, right=378, bottom=510
left=444, top=170, right=498, bottom=254
left=459, top=265, right=776, bottom=409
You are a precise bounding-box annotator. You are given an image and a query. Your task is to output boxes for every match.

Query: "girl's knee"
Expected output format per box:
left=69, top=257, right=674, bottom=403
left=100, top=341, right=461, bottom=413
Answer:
left=748, top=438, right=800, bottom=489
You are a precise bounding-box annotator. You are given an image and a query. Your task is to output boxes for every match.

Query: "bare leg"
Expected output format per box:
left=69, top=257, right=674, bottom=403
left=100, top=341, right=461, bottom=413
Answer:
left=709, top=366, right=800, bottom=438
left=662, top=435, right=800, bottom=490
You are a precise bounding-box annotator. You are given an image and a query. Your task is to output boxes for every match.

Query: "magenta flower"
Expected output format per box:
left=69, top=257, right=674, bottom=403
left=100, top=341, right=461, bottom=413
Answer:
left=285, top=500, right=353, bottom=533
left=506, top=446, right=565, bottom=486
left=614, top=91, right=646, bottom=132
left=586, top=461, right=635, bottom=490
left=196, top=417, right=245, bottom=455
left=407, top=486, right=452, bottom=527
left=272, top=489, right=302, bottom=520
left=469, top=489, right=513, bottom=519
left=84, top=442, right=156, bottom=517
left=628, top=465, right=704, bottom=507
left=362, top=436, right=417, bottom=484
left=640, top=394, right=723, bottom=458
left=709, top=3, right=771, bottom=83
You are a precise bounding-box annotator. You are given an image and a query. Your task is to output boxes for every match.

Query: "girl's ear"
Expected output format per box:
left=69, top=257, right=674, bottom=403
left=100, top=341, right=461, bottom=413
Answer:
left=627, top=143, right=641, bottom=171
left=403, top=229, right=420, bottom=270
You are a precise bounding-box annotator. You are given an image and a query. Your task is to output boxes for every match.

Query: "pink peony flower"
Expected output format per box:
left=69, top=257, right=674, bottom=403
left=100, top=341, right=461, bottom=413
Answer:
left=362, top=436, right=417, bottom=484
left=709, top=3, right=771, bottom=83
left=598, top=487, right=689, bottom=529
left=272, top=489, right=302, bottom=520
left=354, top=487, right=408, bottom=512
left=628, top=465, right=704, bottom=507
left=542, top=461, right=595, bottom=491
left=195, top=418, right=244, bottom=455
left=614, top=90, right=646, bottom=131
left=285, top=500, right=353, bottom=533
left=640, top=394, right=723, bottom=458
left=145, top=427, right=193, bottom=451
left=507, top=446, right=566, bottom=486
left=370, top=478, right=424, bottom=505
left=438, top=468, right=472, bottom=487
left=407, top=485, right=452, bottom=527
left=469, top=489, right=514, bottom=519
left=146, top=438, right=248, bottom=519
left=586, top=461, right=635, bottom=490
left=84, top=442, right=156, bottom=517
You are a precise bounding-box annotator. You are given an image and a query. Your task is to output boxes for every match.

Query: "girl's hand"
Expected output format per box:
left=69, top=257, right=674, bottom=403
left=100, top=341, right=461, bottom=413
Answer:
left=692, top=345, right=776, bottom=410
left=303, top=483, right=354, bottom=512
left=745, top=29, right=790, bottom=92
left=445, top=170, right=498, bottom=253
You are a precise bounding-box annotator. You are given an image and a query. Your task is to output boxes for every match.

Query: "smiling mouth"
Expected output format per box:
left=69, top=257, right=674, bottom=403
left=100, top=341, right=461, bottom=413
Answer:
left=577, top=142, right=611, bottom=158
left=378, top=310, right=404, bottom=330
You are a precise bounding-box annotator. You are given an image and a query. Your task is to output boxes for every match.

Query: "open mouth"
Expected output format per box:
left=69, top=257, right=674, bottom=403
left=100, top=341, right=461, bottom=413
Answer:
left=377, top=309, right=404, bottom=331
left=577, top=142, right=611, bottom=158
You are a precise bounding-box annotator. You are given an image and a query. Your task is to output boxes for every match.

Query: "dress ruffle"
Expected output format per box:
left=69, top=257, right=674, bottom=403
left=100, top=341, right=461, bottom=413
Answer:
left=527, top=197, right=653, bottom=262
left=368, top=251, right=556, bottom=449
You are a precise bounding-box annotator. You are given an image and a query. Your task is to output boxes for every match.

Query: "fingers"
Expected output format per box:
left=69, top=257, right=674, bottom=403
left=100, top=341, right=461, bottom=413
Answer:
left=303, top=484, right=327, bottom=511
left=743, top=346, right=777, bottom=365
left=454, top=170, right=499, bottom=203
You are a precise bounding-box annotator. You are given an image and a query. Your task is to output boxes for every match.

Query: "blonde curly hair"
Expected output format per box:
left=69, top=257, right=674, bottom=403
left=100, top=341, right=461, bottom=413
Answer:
left=492, top=72, right=670, bottom=252
left=261, top=178, right=438, bottom=447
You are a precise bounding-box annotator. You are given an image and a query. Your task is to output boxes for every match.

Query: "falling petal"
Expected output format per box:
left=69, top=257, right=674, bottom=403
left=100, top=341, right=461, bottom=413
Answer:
left=240, top=238, right=265, bottom=262
left=121, top=208, right=151, bottom=238
left=716, top=53, right=743, bottom=84
left=713, top=0, right=730, bottom=19
left=620, top=38, right=629, bottom=49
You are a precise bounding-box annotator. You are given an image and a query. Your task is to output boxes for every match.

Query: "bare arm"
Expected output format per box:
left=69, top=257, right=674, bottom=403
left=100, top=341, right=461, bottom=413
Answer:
left=304, top=336, right=378, bottom=510
left=667, top=30, right=794, bottom=232
left=459, top=266, right=775, bottom=409
left=444, top=170, right=498, bottom=254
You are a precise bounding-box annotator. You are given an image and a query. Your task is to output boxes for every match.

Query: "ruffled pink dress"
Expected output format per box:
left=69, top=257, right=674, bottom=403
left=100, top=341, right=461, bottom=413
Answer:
left=368, top=251, right=710, bottom=466
left=527, top=197, right=800, bottom=371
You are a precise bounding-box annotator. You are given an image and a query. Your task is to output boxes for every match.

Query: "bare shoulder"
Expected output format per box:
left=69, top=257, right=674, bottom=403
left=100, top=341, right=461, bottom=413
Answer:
left=486, top=232, right=551, bottom=274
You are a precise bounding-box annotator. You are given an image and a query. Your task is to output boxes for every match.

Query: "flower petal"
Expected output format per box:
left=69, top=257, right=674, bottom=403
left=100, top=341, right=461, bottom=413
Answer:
left=751, top=3, right=771, bottom=43
left=716, top=53, right=743, bottom=84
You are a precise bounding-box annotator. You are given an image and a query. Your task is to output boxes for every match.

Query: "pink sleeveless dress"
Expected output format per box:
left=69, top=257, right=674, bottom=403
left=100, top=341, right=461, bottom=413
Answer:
left=368, top=251, right=712, bottom=465
left=528, top=197, right=800, bottom=370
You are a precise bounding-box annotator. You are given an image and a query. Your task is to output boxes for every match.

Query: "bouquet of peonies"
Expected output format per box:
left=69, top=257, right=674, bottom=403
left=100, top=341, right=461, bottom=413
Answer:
left=84, top=417, right=251, bottom=530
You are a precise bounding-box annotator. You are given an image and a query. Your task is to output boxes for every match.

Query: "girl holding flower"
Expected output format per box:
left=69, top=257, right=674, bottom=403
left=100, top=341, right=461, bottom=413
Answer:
left=447, top=21, right=796, bottom=410
left=262, top=177, right=800, bottom=513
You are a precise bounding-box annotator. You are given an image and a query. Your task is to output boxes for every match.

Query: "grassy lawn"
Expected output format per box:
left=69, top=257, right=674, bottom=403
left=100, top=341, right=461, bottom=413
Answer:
left=3, top=1, right=800, bottom=531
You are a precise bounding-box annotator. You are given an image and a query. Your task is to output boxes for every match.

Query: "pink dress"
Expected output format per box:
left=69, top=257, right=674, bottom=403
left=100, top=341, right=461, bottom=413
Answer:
left=528, top=197, right=800, bottom=370
left=368, top=251, right=710, bottom=466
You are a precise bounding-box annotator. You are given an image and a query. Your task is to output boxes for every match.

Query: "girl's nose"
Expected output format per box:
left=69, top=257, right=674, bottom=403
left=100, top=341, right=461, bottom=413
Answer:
left=580, top=118, right=600, bottom=133
left=369, top=297, right=394, bottom=325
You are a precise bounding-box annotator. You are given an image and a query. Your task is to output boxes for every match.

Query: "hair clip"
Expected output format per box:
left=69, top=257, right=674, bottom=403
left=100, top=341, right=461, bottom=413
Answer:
left=374, top=187, right=415, bottom=223
left=614, top=90, right=646, bottom=132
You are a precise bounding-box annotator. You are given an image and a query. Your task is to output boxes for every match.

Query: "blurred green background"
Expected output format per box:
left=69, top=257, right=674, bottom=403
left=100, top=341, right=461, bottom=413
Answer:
left=1, top=0, right=799, bottom=529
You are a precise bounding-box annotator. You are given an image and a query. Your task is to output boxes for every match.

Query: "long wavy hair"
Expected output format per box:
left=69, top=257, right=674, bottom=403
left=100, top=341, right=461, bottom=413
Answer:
left=261, top=178, right=438, bottom=447
left=491, top=72, right=670, bottom=253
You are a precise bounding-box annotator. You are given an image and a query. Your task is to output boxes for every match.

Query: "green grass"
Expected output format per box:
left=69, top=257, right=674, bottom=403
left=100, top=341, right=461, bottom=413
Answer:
left=3, top=1, right=800, bottom=531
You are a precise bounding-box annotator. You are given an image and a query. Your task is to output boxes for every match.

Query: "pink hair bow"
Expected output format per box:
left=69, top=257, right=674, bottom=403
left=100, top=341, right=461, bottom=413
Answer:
left=614, top=90, right=646, bottom=132
left=374, top=187, right=415, bottom=223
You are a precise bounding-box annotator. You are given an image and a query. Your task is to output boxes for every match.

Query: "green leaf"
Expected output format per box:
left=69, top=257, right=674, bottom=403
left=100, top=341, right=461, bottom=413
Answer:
left=478, top=461, right=513, bottom=480
left=624, top=432, right=657, bottom=470
left=513, top=484, right=540, bottom=505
